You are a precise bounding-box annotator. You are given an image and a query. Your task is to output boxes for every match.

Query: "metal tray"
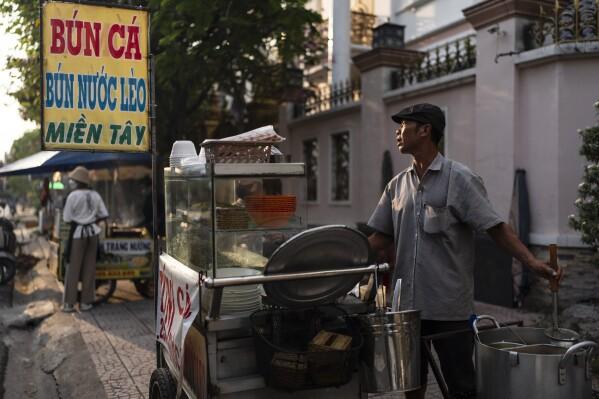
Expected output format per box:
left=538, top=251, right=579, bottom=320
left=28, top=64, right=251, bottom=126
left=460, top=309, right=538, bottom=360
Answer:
left=263, top=225, right=372, bottom=308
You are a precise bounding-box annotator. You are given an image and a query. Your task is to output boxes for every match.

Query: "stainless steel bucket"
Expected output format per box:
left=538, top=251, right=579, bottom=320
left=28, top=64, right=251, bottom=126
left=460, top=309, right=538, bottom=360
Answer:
left=359, top=310, right=421, bottom=393
left=474, top=315, right=597, bottom=399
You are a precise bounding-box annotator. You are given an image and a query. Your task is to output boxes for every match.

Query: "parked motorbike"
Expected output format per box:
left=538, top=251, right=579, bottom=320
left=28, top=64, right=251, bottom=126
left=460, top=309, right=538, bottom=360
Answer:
left=0, top=217, right=17, bottom=285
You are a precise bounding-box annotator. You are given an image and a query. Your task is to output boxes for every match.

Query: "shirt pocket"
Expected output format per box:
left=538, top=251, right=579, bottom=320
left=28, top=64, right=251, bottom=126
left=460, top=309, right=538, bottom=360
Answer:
left=423, top=204, right=452, bottom=234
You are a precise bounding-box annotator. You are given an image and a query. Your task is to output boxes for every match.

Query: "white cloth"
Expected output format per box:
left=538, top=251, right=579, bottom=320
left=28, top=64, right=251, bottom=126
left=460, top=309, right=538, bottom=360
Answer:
left=63, top=189, right=108, bottom=238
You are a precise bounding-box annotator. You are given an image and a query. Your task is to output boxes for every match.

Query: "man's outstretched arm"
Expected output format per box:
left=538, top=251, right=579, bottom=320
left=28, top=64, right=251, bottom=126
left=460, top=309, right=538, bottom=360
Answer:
left=487, top=222, right=562, bottom=284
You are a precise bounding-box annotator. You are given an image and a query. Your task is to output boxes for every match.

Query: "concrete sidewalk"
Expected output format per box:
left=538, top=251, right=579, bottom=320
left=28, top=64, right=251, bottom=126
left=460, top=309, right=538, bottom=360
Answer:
left=1, top=230, right=597, bottom=398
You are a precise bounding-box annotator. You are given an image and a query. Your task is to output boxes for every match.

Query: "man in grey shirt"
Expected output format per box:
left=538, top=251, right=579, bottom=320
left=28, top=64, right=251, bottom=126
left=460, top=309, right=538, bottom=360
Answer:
left=368, top=103, right=561, bottom=399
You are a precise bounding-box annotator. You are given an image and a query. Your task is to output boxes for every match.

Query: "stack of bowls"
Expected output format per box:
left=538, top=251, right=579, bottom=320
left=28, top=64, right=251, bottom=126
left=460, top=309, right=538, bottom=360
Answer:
left=170, top=140, right=197, bottom=167
left=245, top=195, right=297, bottom=228
left=217, top=268, right=263, bottom=314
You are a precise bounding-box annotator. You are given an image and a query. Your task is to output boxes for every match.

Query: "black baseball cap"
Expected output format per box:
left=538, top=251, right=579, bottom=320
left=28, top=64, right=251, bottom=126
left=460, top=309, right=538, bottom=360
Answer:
left=391, top=103, right=445, bottom=137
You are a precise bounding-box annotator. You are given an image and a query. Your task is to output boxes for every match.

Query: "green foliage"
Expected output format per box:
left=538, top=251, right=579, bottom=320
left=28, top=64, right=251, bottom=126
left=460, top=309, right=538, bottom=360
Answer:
left=0, top=0, right=41, bottom=122
left=569, top=101, right=599, bottom=250
left=6, top=129, right=40, bottom=163
left=0, top=0, right=324, bottom=156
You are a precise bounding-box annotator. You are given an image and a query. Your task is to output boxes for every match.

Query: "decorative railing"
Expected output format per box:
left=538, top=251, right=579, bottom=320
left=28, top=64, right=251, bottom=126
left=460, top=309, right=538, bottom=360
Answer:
left=528, top=0, right=599, bottom=48
left=389, top=35, right=476, bottom=91
left=351, top=11, right=377, bottom=46
left=293, top=79, right=362, bottom=118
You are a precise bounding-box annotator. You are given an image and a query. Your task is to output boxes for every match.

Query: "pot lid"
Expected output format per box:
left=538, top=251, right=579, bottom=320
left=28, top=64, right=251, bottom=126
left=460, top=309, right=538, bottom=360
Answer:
left=263, top=225, right=372, bottom=308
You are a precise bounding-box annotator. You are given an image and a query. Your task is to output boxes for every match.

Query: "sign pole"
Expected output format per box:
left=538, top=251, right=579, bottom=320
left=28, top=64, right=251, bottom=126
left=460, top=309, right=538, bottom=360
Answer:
left=149, top=53, right=161, bottom=368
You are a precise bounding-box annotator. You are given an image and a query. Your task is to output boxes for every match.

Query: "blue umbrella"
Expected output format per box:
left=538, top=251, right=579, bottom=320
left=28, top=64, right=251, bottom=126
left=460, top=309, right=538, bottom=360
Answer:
left=0, top=150, right=151, bottom=176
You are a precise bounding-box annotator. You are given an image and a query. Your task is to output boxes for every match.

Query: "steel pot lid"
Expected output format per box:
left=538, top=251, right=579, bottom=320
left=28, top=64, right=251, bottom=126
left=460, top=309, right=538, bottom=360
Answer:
left=263, top=225, right=371, bottom=308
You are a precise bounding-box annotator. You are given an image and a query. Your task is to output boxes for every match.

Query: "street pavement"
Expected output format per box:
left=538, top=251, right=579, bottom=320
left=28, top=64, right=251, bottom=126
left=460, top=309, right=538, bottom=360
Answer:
left=75, top=285, right=154, bottom=399
left=2, top=227, right=596, bottom=398
left=74, top=283, right=546, bottom=399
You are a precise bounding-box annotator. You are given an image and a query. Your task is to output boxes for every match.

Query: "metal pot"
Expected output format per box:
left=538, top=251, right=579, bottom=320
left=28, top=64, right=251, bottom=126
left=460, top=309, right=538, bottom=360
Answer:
left=474, top=315, right=597, bottom=399
left=359, top=310, right=421, bottom=393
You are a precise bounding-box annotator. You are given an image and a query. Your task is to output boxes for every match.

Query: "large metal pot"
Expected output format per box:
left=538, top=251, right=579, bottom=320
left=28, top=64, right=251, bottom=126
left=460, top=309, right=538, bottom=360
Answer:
left=359, top=310, right=421, bottom=393
left=474, top=315, right=597, bottom=399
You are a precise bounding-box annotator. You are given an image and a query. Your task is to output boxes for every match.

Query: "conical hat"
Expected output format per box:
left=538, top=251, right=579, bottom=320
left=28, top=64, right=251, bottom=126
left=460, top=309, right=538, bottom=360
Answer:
left=68, top=166, right=90, bottom=185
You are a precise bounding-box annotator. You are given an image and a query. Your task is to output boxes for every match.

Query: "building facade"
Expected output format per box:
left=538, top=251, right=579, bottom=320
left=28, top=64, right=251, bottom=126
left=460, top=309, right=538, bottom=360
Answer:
left=279, top=0, right=599, bottom=250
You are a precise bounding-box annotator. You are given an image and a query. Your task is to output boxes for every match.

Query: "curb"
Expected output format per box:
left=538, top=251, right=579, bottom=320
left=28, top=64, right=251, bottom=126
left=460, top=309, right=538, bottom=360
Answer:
left=2, top=235, right=107, bottom=398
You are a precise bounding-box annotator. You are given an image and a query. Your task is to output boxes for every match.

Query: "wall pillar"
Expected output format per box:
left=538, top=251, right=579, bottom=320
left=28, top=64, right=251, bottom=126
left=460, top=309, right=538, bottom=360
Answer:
left=332, top=0, right=351, bottom=84
left=463, top=0, right=542, bottom=220
left=353, top=48, right=424, bottom=221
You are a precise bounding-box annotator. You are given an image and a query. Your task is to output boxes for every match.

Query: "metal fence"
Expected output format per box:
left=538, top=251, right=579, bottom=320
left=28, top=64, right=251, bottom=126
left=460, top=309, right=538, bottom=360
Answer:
left=293, top=79, right=361, bottom=119
left=389, top=35, right=477, bottom=91
left=529, top=0, right=599, bottom=48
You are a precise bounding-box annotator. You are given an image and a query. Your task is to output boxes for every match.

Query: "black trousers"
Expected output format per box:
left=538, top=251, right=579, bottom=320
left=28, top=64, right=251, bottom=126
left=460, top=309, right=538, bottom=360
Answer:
left=420, top=320, right=476, bottom=398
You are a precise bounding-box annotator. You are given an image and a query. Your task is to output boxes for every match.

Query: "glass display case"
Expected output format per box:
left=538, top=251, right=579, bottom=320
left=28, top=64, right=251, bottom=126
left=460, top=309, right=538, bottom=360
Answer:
left=164, top=163, right=307, bottom=280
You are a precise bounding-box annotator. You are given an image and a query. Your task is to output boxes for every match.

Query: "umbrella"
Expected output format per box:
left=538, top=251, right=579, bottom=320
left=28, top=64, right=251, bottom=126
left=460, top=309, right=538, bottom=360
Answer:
left=0, top=150, right=151, bottom=177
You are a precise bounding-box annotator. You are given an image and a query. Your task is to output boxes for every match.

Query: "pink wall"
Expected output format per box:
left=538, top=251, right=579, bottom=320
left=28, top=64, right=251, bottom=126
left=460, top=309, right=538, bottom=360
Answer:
left=517, top=58, right=599, bottom=245
left=287, top=106, right=363, bottom=226
left=285, top=80, right=476, bottom=227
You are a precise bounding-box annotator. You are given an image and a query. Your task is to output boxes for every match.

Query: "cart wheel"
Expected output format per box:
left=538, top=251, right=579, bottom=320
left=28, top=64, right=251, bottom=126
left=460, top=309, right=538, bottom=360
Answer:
left=92, top=279, right=117, bottom=305
left=149, top=368, right=176, bottom=399
left=134, top=279, right=155, bottom=298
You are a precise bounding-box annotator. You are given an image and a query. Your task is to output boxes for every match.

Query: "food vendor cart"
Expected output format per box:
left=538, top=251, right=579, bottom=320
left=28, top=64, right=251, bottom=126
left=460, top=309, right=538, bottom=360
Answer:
left=150, top=148, right=423, bottom=399
left=48, top=165, right=154, bottom=302
left=0, top=150, right=154, bottom=302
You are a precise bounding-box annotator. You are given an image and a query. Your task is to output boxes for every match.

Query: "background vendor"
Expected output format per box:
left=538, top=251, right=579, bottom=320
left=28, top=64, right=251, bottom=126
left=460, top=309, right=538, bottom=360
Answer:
left=62, top=166, right=109, bottom=312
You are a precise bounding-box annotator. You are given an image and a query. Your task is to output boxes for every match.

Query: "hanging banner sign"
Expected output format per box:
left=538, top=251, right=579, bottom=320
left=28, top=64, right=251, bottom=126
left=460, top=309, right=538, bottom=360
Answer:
left=41, top=1, right=150, bottom=152
left=156, top=255, right=200, bottom=378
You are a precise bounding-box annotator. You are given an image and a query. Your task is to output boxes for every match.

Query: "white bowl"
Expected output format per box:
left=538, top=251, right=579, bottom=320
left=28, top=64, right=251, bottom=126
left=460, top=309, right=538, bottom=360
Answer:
left=170, top=140, right=197, bottom=158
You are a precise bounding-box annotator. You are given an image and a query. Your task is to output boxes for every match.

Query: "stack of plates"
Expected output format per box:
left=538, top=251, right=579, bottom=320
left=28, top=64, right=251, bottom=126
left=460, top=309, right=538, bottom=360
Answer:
left=217, top=268, right=263, bottom=314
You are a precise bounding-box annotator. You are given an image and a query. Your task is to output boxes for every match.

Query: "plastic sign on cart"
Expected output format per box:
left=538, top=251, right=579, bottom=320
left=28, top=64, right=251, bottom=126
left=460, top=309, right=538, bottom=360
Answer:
left=156, top=256, right=200, bottom=378
left=41, top=1, right=150, bottom=152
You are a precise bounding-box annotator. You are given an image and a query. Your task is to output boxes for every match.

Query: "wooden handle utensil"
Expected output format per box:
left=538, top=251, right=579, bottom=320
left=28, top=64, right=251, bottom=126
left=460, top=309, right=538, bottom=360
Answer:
left=549, top=244, right=559, bottom=292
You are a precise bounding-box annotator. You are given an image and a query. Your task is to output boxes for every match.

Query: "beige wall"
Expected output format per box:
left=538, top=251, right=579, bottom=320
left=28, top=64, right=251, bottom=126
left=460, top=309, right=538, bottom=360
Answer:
left=516, top=57, right=599, bottom=246
left=287, top=106, right=363, bottom=226
left=285, top=79, right=477, bottom=227
left=516, top=62, right=560, bottom=241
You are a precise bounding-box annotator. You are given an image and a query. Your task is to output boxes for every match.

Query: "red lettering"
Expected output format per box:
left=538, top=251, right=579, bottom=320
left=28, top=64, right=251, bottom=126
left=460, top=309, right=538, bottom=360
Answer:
left=50, top=19, right=65, bottom=53
left=125, top=25, right=141, bottom=60
left=65, top=20, right=83, bottom=55
left=108, top=24, right=125, bottom=59
left=84, top=22, right=101, bottom=57
left=177, top=286, right=184, bottom=315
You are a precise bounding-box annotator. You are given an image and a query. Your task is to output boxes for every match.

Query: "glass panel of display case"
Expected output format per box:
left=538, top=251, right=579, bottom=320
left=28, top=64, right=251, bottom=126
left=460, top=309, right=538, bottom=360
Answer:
left=209, top=176, right=306, bottom=277
left=164, top=174, right=213, bottom=272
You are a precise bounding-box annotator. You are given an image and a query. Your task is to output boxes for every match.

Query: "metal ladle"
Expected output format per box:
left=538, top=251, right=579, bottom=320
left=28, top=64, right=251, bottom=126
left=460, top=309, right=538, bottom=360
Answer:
left=544, top=244, right=580, bottom=342
left=391, top=278, right=402, bottom=312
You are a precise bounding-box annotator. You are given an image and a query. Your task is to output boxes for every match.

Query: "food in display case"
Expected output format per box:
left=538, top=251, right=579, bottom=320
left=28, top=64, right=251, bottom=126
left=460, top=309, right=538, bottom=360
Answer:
left=164, top=162, right=307, bottom=279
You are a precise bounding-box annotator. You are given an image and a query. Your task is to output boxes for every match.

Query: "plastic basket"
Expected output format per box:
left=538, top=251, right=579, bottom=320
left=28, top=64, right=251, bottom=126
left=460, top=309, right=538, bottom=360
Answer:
left=201, top=140, right=276, bottom=163
left=250, top=306, right=363, bottom=391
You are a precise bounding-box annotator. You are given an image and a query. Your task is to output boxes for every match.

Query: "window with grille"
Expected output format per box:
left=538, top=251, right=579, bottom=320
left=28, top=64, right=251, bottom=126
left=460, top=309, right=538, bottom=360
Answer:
left=331, top=131, right=350, bottom=202
left=302, top=139, right=319, bottom=201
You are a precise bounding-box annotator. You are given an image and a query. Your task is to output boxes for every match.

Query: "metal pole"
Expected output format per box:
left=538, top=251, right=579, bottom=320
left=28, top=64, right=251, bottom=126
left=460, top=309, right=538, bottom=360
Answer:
left=203, top=263, right=390, bottom=288
left=149, top=52, right=160, bottom=368
left=39, top=0, right=45, bottom=151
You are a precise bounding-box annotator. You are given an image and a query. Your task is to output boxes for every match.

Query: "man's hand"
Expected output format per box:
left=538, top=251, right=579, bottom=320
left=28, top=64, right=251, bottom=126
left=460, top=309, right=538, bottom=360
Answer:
left=526, top=258, right=563, bottom=286
left=487, top=223, right=563, bottom=286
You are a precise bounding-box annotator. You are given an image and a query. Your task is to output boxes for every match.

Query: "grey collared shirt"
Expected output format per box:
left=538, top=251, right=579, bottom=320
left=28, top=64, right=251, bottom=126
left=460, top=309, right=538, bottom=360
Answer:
left=368, top=154, right=503, bottom=320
